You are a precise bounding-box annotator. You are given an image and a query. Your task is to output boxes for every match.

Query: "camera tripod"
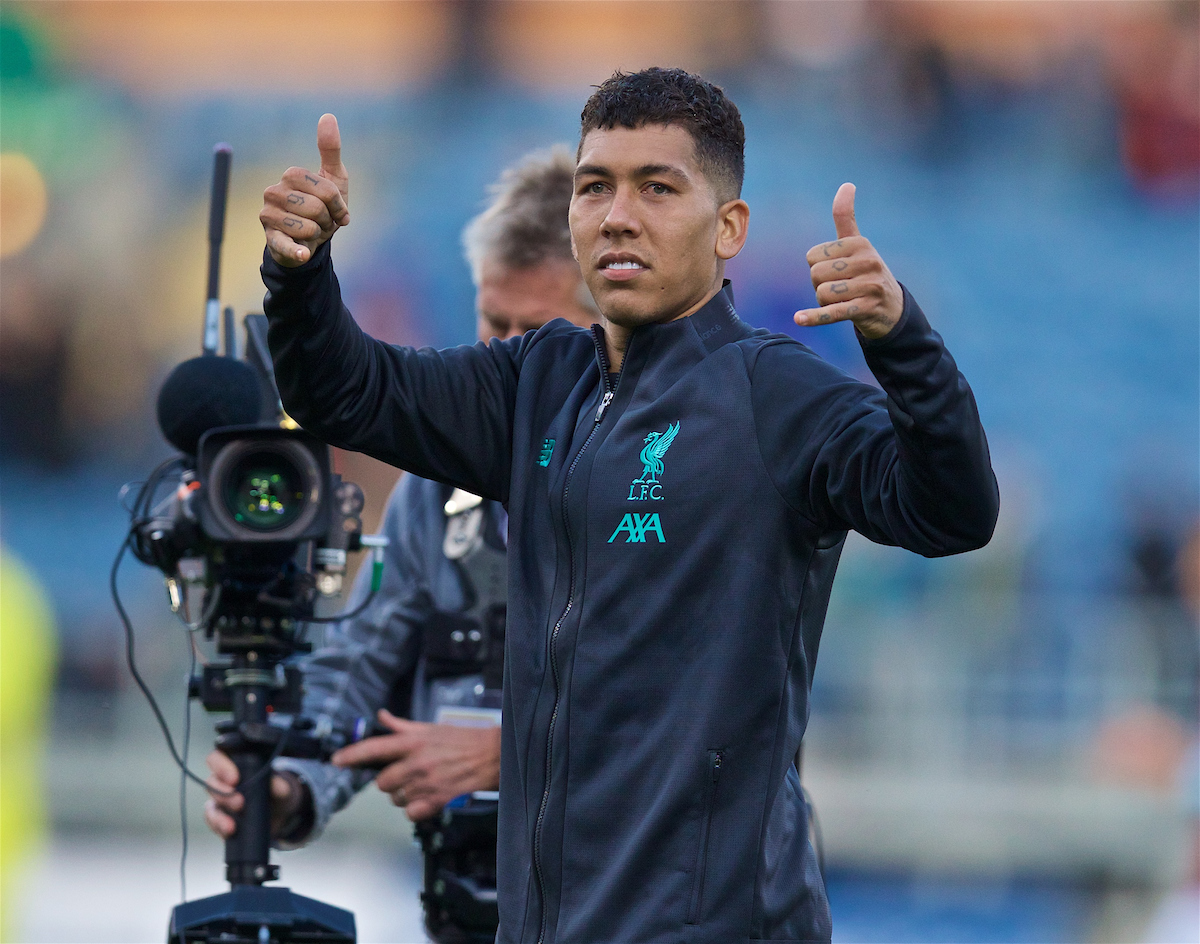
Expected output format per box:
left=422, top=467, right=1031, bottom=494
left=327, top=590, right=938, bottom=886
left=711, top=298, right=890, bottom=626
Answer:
left=167, top=566, right=365, bottom=944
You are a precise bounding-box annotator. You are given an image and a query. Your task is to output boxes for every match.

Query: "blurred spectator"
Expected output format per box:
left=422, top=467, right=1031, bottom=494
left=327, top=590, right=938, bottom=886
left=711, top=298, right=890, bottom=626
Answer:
left=1143, top=524, right=1200, bottom=941
left=0, top=268, right=77, bottom=467
left=0, top=548, right=57, bottom=941
left=1139, top=743, right=1199, bottom=942
left=1180, top=523, right=1200, bottom=619
left=1108, top=0, right=1200, bottom=199
left=1124, top=506, right=1200, bottom=725
left=1092, top=707, right=1190, bottom=792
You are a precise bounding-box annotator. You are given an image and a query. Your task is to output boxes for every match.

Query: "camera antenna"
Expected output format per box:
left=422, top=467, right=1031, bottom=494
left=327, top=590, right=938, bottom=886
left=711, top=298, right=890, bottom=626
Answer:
left=202, top=143, right=232, bottom=355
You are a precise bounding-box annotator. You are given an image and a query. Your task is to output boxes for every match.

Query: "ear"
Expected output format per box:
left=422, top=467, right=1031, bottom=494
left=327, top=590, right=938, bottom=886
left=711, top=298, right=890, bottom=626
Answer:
left=715, top=199, right=749, bottom=261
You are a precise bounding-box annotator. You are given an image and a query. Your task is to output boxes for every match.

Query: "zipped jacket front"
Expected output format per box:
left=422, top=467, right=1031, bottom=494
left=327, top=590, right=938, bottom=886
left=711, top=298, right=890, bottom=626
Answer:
left=263, top=244, right=999, bottom=944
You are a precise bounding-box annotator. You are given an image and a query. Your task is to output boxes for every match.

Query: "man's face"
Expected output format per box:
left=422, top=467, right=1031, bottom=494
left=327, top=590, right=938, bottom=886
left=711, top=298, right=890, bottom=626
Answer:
left=476, top=257, right=595, bottom=342
left=570, top=123, right=747, bottom=329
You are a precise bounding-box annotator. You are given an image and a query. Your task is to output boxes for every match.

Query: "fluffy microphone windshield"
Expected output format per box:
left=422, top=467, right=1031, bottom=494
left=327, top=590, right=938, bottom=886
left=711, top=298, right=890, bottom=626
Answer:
left=157, top=356, right=264, bottom=455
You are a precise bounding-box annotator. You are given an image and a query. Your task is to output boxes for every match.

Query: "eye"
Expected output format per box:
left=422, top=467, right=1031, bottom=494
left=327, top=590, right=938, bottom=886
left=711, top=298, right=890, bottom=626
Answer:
left=585, top=181, right=607, bottom=195
left=646, top=182, right=672, bottom=196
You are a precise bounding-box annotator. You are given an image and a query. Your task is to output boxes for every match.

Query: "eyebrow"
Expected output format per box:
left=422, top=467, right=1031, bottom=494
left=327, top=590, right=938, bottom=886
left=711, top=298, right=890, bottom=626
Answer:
left=575, top=163, right=692, bottom=185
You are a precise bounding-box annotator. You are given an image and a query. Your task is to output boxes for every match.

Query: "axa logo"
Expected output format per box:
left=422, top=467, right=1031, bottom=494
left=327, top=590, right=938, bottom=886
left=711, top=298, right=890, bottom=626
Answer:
left=608, top=512, right=665, bottom=544
left=628, top=421, right=680, bottom=501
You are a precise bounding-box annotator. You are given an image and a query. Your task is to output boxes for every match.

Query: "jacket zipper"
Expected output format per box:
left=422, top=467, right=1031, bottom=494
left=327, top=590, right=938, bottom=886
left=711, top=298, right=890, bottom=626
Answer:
left=532, top=326, right=622, bottom=944
left=687, top=750, right=724, bottom=925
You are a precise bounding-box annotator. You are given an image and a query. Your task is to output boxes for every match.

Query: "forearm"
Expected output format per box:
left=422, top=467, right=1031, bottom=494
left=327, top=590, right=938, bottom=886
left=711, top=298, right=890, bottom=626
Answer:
left=273, top=485, right=436, bottom=846
left=262, top=242, right=516, bottom=499
left=298, top=593, right=411, bottom=733
left=857, top=287, right=999, bottom=554
left=754, top=288, right=998, bottom=555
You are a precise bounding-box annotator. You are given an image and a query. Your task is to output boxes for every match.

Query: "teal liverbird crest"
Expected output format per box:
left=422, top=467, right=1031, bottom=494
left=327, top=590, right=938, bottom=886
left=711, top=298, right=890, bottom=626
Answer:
left=634, top=421, right=681, bottom=484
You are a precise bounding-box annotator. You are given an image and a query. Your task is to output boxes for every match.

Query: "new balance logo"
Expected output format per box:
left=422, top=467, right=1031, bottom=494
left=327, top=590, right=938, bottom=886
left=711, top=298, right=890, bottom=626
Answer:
left=607, top=513, right=665, bottom=544
left=537, top=439, right=555, bottom=467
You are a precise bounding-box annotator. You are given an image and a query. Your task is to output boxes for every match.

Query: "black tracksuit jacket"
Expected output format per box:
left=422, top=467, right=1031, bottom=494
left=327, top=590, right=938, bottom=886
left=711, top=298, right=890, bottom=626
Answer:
left=263, top=243, right=999, bottom=944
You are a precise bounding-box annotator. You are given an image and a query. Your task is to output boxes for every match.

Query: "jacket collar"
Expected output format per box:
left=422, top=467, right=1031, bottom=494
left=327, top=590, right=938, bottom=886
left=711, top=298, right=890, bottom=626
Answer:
left=684, top=280, right=745, bottom=354
left=622, top=280, right=748, bottom=353
left=591, top=280, right=751, bottom=381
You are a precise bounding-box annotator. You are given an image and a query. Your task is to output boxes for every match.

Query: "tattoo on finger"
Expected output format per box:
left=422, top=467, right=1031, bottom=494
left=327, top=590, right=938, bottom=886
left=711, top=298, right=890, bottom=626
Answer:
left=831, top=281, right=848, bottom=295
left=286, top=194, right=304, bottom=206
left=833, top=260, right=848, bottom=272
left=818, top=311, right=833, bottom=324
left=283, top=217, right=303, bottom=229
left=304, top=174, right=320, bottom=186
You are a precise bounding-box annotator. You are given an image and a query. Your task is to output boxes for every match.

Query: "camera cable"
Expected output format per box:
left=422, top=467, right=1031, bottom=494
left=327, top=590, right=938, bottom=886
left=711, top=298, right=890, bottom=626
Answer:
left=300, top=537, right=388, bottom=625
left=112, top=529, right=297, bottom=801
left=115, top=459, right=386, bottom=892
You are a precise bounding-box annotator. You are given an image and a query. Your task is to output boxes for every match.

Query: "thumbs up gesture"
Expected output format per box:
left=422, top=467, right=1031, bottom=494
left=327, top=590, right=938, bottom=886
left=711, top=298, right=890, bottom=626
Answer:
left=260, top=113, right=351, bottom=267
left=794, top=183, right=904, bottom=340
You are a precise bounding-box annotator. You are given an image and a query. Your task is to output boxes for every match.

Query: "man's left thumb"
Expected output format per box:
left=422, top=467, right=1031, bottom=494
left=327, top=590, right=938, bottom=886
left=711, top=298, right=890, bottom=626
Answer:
left=832, top=182, right=859, bottom=239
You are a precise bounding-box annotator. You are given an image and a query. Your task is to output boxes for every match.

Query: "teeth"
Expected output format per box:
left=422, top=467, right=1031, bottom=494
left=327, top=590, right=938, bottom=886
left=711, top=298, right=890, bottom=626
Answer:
left=605, top=261, right=642, bottom=270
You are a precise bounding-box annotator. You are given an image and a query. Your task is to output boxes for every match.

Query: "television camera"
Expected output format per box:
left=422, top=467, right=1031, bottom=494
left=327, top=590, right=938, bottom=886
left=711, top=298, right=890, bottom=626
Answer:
left=116, top=144, right=387, bottom=943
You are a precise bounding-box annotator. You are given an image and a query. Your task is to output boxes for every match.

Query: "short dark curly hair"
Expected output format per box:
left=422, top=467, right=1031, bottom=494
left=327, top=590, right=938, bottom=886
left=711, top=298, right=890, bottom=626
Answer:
left=578, top=67, right=745, bottom=203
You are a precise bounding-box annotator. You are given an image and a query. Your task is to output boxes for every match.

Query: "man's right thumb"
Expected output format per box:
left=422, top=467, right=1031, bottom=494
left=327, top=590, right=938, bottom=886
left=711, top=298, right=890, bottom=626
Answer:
left=317, top=113, right=343, bottom=172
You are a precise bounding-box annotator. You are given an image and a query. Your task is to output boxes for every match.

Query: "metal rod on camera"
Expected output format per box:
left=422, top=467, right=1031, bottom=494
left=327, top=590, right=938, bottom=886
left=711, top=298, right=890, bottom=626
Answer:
left=223, top=305, right=237, bottom=359
left=202, top=143, right=232, bottom=356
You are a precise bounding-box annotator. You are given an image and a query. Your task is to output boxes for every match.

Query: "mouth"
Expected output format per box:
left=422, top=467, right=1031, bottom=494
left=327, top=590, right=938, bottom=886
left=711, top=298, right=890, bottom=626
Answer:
left=597, top=253, right=649, bottom=283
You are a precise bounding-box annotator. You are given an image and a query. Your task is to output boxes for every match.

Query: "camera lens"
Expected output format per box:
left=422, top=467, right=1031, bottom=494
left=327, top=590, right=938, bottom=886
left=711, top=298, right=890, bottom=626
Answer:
left=204, top=434, right=325, bottom=543
left=224, top=453, right=305, bottom=531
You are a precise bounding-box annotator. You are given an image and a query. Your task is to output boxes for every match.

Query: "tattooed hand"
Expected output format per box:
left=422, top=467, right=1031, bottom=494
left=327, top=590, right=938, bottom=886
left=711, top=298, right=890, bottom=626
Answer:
left=794, top=183, right=903, bottom=340
left=260, top=113, right=351, bottom=267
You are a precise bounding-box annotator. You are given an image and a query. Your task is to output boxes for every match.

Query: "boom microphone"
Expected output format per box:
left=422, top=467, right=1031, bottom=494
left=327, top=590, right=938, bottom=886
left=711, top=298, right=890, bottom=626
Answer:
left=156, top=356, right=263, bottom=456
left=203, top=144, right=232, bottom=355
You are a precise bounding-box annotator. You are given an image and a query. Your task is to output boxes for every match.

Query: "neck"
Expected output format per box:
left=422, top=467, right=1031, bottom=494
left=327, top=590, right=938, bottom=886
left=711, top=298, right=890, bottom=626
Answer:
left=601, top=276, right=727, bottom=373
left=600, top=320, right=632, bottom=375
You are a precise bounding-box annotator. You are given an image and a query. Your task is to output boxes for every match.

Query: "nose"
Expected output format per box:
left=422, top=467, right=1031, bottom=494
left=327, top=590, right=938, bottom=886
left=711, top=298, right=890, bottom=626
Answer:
left=600, top=187, right=641, bottom=239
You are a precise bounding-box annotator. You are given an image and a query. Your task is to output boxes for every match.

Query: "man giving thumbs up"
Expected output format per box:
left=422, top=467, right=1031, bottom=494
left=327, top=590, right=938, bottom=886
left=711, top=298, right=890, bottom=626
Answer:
left=257, top=69, right=998, bottom=944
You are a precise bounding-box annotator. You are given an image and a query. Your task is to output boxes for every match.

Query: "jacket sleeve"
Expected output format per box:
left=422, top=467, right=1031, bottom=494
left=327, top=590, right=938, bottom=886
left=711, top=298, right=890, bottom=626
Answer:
left=262, top=242, right=521, bottom=503
left=748, top=287, right=999, bottom=557
left=272, top=473, right=430, bottom=848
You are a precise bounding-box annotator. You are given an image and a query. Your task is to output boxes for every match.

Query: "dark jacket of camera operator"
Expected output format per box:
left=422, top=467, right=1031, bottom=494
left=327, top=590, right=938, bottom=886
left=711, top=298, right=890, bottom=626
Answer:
left=273, top=474, right=506, bottom=848
left=263, top=251, right=997, bottom=944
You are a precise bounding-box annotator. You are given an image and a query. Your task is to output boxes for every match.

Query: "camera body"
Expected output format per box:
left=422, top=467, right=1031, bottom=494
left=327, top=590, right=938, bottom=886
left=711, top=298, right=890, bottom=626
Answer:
left=196, top=425, right=333, bottom=546
left=136, top=422, right=364, bottom=615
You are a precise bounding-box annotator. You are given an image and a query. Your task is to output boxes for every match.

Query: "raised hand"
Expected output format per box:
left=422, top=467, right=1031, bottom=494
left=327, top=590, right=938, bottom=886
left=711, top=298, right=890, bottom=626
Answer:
left=260, top=113, right=351, bottom=267
left=330, top=709, right=501, bottom=822
left=794, top=183, right=904, bottom=340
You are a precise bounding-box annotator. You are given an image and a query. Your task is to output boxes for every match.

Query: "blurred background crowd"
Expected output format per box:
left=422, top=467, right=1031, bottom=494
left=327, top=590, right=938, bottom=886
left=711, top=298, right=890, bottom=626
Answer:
left=0, top=2, right=1197, bottom=941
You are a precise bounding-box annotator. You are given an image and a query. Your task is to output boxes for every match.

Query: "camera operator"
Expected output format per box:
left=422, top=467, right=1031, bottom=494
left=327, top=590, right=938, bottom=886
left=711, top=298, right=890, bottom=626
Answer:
left=203, top=148, right=597, bottom=940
